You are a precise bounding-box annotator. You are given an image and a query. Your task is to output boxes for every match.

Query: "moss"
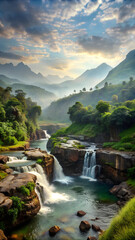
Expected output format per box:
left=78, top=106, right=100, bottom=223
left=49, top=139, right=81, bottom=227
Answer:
left=99, top=197, right=135, bottom=240
left=0, top=171, right=8, bottom=181
left=127, top=179, right=135, bottom=187
left=36, top=159, right=43, bottom=164
left=19, top=182, right=35, bottom=196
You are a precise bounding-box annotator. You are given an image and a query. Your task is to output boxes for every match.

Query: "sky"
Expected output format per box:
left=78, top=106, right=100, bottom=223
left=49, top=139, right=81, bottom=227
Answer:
left=0, top=0, right=135, bottom=78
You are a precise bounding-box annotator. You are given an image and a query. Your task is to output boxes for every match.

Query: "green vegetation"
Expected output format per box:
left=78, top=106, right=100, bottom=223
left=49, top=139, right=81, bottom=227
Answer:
left=0, top=171, right=7, bottom=180
left=127, top=179, right=135, bottom=187
left=99, top=197, right=135, bottom=240
left=19, top=182, right=35, bottom=196
left=36, top=159, right=43, bottom=164
left=0, top=86, right=41, bottom=148
left=8, top=196, right=24, bottom=223
left=72, top=141, right=85, bottom=149
left=44, top=77, right=135, bottom=123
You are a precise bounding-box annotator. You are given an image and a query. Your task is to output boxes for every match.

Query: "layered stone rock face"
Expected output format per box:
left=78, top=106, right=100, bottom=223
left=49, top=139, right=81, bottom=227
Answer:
left=51, top=146, right=86, bottom=176
left=0, top=166, right=40, bottom=232
left=96, top=149, right=135, bottom=183
left=25, top=149, right=54, bottom=182
left=30, top=129, right=46, bottom=140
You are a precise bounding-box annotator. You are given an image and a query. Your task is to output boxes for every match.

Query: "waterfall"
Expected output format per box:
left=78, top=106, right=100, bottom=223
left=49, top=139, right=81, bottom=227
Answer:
left=43, top=130, right=50, bottom=139
left=53, top=157, right=72, bottom=184
left=82, top=146, right=101, bottom=180
left=7, top=157, right=71, bottom=212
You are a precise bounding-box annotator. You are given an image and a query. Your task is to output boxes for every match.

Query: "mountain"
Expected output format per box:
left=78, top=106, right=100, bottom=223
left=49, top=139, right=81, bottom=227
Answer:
left=0, top=74, right=20, bottom=86
left=97, top=50, right=135, bottom=88
left=46, top=75, right=73, bottom=84
left=0, top=62, right=48, bottom=85
left=44, top=63, right=112, bottom=97
left=12, top=83, right=57, bottom=108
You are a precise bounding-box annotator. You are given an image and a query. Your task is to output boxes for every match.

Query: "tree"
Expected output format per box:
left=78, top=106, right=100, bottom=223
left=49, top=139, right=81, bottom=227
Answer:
left=67, top=102, right=83, bottom=122
left=122, top=81, right=126, bottom=85
left=110, top=106, right=132, bottom=128
left=96, top=100, right=110, bottom=113
left=104, top=82, right=108, bottom=88
left=112, top=95, right=118, bottom=103
left=29, top=105, right=41, bottom=124
left=82, top=87, right=86, bottom=92
left=0, top=105, right=6, bottom=121
left=95, top=86, right=98, bottom=90
left=74, top=90, right=76, bottom=93
left=90, top=88, right=92, bottom=91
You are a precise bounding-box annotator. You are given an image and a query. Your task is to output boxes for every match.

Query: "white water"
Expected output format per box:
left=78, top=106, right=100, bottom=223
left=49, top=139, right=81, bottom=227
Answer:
left=82, top=145, right=101, bottom=180
left=43, top=130, right=50, bottom=139
left=7, top=156, right=72, bottom=214
left=53, top=156, right=73, bottom=184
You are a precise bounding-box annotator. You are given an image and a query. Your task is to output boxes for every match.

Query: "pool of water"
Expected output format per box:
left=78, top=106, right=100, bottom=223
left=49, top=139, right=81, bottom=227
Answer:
left=11, top=177, right=118, bottom=240
left=3, top=138, right=118, bottom=240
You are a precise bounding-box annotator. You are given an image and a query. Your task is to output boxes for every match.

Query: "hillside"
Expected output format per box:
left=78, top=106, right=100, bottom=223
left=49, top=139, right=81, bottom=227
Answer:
left=0, top=74, right=20, bottom=87
left=12, top=83, right=57, bottom=108
left=97, top=49, right=135, bottom=88
left=45, top=63, right=112, bottom=97
left=43, top=78, right=135, bottom=122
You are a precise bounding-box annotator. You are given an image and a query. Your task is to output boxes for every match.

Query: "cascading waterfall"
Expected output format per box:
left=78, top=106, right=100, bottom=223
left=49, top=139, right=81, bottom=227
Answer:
left=7, top=157, right=71, bottom=213
left=82, top=146, right=101, bottom=180
left=43, top=130, right=50, bottom=139
left=53, top=156, right=72, bottom=184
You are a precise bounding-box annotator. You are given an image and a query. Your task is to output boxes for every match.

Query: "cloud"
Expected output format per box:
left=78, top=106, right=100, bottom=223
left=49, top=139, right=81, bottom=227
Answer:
left=77, top=35, right=120, bottom=57
left=0, top=51, right=24, bottom=60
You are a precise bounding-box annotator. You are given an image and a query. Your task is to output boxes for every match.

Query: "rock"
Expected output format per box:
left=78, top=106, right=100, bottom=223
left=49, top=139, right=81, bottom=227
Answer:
left=110, top=182, right=133, bottom=202
left=0, top=230, right=7, bottom=240
left=0, top=156, right=9, bottom=164
left=87, top=237, right=97, bottom=240
left=79, top=221, right=91, bottom=232
left=77, top=210, right=86, bottom=217
left=51, top=146, right=86, bottom=176
left=0, top=193, right=12, bottom=210
left=96, top=149, right=135, bottom=184
left=49, top=226, right=60, bottom=236
left=92, top=224, right=101, bottom=232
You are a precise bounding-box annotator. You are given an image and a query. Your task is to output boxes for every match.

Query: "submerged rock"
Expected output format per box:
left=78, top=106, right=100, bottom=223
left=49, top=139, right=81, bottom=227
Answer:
left=0, top=229, right=7, bottom=240
left=92, top=224, right=101, bottom=232
left=77, top=210, right=86, bottom=217
left=49, top=226, right=60, bottom=236
left=79, top=221, right=91, bottom=232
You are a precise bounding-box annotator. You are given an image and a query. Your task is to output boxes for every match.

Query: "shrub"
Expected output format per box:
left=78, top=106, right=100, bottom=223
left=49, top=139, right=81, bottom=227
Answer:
left=0, top=171, right=7, bottom=180
left=121, top=136, right=133, bottom=143
left=8, top=196, right=24, bottom=223
left=103, top=142, right=115, bottom=148
left=8, top=208, right=18, bottom=223
left=4, top=136, right=18, bottom=146
left=26, top=182, right=35, bottom=192
left=19, top=186, right=30, bottom=196
left=119, top=147, right=125, bottom=151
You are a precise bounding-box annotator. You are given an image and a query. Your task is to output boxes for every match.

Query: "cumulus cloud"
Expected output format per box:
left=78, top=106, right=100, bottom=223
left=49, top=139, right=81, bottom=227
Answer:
left=78, top=35, right=120, bottom=57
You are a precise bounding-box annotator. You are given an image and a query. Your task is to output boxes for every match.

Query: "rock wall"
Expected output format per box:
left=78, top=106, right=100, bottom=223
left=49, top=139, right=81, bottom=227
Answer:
left=0, top=164, right=40, bottom=232
left=30, top=129, right=45, bottom=140
left=51, top=146, right=86, bottom=176
left=96, top=149, right=135, bottom=183
left=25, top=149, right=54, bottom=182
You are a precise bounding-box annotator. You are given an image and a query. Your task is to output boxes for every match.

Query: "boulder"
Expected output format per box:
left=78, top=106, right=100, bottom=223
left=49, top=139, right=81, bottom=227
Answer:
left=0, top=156, right=9, bottom=164
left=0, top=193, right=12, bottom=210
left=77, top=210, right=86, bottom=217
left=87, top=237, right=97, bottom=240
left=79, top=221, right=91, bottom=232
left=92, top=224, right=101, bottom=232
left=110, top=182, right=133, bottom=202
left=0, top=230, right=7, bottom=240
left=49, top=226, right=60, bottom=236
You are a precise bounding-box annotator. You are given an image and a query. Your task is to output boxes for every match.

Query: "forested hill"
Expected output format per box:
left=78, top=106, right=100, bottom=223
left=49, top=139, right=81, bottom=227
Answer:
left=43, top=77, right=135, bottom=123
left=0, top=86, right=41, bottom=147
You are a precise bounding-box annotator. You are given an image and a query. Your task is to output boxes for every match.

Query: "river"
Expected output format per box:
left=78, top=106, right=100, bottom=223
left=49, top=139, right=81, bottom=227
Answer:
left=2, top=137, right=118, bottom=240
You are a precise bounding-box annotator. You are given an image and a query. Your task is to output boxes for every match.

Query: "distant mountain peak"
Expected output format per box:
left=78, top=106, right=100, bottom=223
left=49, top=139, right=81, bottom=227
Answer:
left=126, top=49, right=135, bottom=59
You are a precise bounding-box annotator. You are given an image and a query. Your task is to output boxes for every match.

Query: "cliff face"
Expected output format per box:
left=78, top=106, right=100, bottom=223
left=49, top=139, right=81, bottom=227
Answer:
left=51, top=146, right=86, bottom=176
left=96, top=149, right=135, bottom=183
left=25, top=149, right=54, bottom=182
left=0, top=162, right=40, bottom=232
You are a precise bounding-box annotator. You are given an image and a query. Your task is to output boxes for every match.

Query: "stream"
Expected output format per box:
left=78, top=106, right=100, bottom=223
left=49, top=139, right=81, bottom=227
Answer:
left=3, top=136, right=118, bottom=240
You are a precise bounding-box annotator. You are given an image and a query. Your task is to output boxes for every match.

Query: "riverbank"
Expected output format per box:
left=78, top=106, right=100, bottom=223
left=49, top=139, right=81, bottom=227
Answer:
left=0, top=141, right=30, bottom=152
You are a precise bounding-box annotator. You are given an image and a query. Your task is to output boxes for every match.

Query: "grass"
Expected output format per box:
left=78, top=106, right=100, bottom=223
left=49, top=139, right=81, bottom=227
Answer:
left=99, top=197, right=135, bottom=240
left=127, top=179, right=135, bottom=187
left=65, top=122, right=98, bottom=137
left=0, top=141, right=29, bottom=152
